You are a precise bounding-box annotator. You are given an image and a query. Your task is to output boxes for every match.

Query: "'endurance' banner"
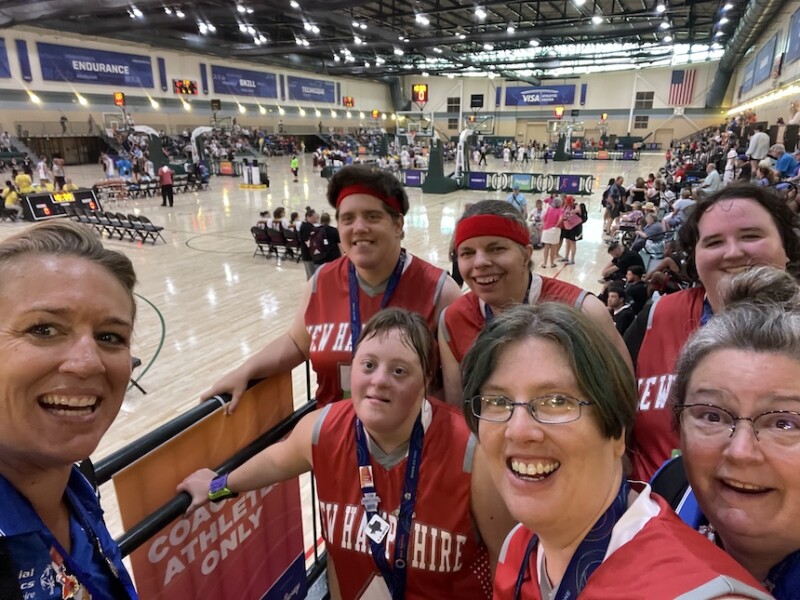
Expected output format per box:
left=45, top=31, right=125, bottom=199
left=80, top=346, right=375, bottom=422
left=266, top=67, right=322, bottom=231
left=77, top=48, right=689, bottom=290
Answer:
left=37, top=42, right=153, bottom=88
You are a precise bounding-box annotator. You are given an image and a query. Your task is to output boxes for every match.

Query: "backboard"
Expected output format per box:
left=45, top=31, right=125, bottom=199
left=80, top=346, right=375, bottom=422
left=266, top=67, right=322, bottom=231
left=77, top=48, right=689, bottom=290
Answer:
left=464, top=114, right=495, bottom=134
left=397, top=111, right=434, bottom=137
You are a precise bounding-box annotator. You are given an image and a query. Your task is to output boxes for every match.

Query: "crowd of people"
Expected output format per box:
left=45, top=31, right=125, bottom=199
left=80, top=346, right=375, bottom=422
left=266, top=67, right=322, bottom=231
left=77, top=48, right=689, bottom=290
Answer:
left=3, top=118, right=800, bottom=599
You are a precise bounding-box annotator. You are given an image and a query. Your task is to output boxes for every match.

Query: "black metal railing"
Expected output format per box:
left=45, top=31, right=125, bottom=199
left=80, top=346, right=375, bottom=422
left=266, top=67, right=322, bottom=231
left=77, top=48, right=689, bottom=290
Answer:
left=94, top=368, right=328, bottom=594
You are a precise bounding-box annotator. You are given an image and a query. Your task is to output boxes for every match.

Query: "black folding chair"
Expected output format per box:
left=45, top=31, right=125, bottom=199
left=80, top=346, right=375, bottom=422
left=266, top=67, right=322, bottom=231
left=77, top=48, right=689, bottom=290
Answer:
left=251, top=226, right=273, bottom=259
left=114, top=212, right=138, bottom=242
left=281, top=226, right=303, bottom=263
left=137, top=215, right=166, bottom=244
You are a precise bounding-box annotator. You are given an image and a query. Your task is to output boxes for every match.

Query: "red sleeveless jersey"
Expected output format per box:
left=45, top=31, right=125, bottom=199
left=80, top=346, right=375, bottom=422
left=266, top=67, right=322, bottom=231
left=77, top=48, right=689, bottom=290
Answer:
left=312, top=399, right=493, bottom=600
left=305, top=252, right=447, bottom=406
left=442, top=276, right=587, bottom=363
left=494, top=493, right=768, bottom=600
left=630, top=287, right=705, bottom=482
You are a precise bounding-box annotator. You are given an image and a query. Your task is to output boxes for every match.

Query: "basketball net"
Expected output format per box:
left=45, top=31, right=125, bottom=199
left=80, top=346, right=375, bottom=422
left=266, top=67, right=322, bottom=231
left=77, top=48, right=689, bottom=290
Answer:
left=406, top=131, right=416, bottom=146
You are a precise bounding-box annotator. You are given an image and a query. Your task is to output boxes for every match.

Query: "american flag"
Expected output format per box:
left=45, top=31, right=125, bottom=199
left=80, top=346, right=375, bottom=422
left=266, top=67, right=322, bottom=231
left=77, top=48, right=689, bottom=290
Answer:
left=669, top=69, right=696, bottom=106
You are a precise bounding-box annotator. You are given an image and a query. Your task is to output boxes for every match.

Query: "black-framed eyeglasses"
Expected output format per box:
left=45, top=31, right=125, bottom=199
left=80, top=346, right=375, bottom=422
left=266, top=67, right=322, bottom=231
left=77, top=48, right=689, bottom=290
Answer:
left=675, top=403, right=800, bottom=446
left=469, top=394, right=594, bottom=424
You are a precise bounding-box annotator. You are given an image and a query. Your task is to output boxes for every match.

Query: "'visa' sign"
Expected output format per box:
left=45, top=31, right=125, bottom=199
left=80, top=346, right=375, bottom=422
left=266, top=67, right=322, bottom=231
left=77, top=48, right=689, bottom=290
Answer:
left=505, top=84, right=575, bottom=106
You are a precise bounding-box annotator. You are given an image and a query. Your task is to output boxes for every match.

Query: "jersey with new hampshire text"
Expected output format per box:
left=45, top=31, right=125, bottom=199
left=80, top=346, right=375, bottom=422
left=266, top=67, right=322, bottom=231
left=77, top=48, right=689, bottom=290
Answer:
left=630, top=287, right=705, bottom=482
left=442, top=277, right=586, bottom=363
left=312, top=399, right=492, bottom=600
left=305, top=252, right=447, bottom=406
left=494, top=493, right=768, bottom=600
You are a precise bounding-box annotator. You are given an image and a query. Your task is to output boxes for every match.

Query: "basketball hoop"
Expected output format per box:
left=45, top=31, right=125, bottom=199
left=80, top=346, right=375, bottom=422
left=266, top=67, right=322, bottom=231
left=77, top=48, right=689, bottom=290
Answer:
left=406, top=131, right=416, bottom=146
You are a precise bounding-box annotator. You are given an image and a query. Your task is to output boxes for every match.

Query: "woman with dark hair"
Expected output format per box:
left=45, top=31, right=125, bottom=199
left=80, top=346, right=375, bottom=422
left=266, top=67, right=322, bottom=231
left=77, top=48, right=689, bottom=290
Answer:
left=181, top=308, right=514, bottom=600
left=461, top=302, right=768, bottom=599
left=298, top=205, right=319, bottom=280
left=625, top=183, right=800, bottom=481
left=438, top=199, right=629, bottom=405
left=664, top=268, right=800, bottom=598
left=206, top=165, right=461, bottom=412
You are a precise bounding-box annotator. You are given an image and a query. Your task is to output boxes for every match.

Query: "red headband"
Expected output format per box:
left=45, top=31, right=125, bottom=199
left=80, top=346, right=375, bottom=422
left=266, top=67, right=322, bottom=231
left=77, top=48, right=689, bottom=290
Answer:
left=336, top=184, right=404, bottom=214
left=455, top=214, right=531, bottom=249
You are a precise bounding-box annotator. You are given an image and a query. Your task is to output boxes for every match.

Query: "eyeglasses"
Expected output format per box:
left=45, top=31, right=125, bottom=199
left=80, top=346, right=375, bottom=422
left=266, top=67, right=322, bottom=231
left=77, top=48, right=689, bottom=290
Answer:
left=469, top=394, right=594, bottom=424
left=675, top=403, right=800, bottom=447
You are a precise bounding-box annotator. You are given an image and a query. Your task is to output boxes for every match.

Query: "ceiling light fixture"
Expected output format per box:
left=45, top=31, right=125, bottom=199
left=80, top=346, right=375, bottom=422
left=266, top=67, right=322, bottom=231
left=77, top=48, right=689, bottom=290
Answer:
left=315, top=109, right=321, bottom=117
left=422, top=71, right=430, bottom=77
left=175, top=9, right=184, bottom=17
left=77, top=94, right=88, bottom=106
left=483, top=42, right=494, bottom=50
left=415, top=14, right=430, bottom=26
left=394, top=47, right=404, bottom=55
left=506, top=24, right=515, bottom=34
left=151, top=98, right=160, bottom=109
left=259, top=105, right=266, bottom=114
left=237, top=4, right=246, bottom=13
left=131, top=6, right=143, bottom=17
left=529, top=39, right=541, bottom=46
left=164, top=7, right=172, bottom=14
left=656, top=3, right=666, bottom=13
left=664, top=34, right=673, bottom=42
left=207, top=23, right=216, bottom=32
left=575, top=0, right=586, bottom=5
left=290, top=0, right=300, bottom=7
left=723, top=2, right=733, bottom=9
left=354, top=35, right=362, bottom=44
left=659, top=20, right=670, bottom=29
left=719, top=16, right=729, bottom=24
left=279, top=107, right=286, bottom=115
left=475, top=7, right=487, bottom=20
left=331, top=110, right=337, bottom=117
left=29, top=92, right=41, bottom=104
left=591, top=15, right=603, bottom=24
left=238, top=103, right=247, bottom=114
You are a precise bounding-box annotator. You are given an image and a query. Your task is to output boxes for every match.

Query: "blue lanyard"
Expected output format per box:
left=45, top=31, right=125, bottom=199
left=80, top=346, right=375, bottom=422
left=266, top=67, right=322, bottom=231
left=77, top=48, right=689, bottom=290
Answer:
left=484, top=273, right=533, bottom=323
left=513, top=479, right=629, bottom=600
left=348, top=249, right=406, bottom=353
left=354, top=412, right=425, bottom=600
left=766, top=549, right=800, bottom=598
left=699, top=297, right=713, bottom=326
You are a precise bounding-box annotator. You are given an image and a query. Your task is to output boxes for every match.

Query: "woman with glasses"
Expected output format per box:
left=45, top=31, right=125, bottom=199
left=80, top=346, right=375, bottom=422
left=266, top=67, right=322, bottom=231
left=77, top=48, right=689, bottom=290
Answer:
left=625, top=183, right=800, bottom=482
left=439, top=200, right=629, bottom=405
left=461, top=302, right=768, bottom=599
left=665, top=267, right=800, bottom=597
left=180, top=308, right=514, bottom=600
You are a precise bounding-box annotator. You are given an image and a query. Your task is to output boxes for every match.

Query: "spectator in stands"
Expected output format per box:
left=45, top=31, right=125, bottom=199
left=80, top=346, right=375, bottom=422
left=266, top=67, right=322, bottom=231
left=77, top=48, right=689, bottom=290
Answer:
left=696, top=163, right=722, bottom=195
left=158, top=163, right=174, bottom=207
left=0, top=221, right=139, bottom=599
left=461, top=303, right=767, bottom=598
left=667, top=268, right=800, bottom=598
left=181, top=308, right=514, bottom=599
left=665, top=189, right=696, bottom=230
left=746, top=125, right=771, bottom=174
left=205, top=164, right=461, bottom=413
left=630, top=212, right=665, bottom=253
left=624, top=184, right=800, bottom=483
left=624, top=265, right=648, bottom=314
left=755, top=164, right=778, bottom=187
left=0, top=131, right=11, bottom=152
left=607, top=283, right=636, bottom=334
left=599, top=241, right=645, bottom=284
left=772, top=143, right=798, bottom=179
left=506, top=183, right=527, bottom=214
left=62, top=178, right=79, bottom=192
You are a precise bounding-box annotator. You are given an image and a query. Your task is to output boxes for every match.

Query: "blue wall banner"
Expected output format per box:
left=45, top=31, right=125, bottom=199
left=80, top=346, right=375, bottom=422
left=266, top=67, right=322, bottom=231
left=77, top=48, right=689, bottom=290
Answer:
left=0, top=38, right=10, bottom=78
left=788, top=7, right=800, bottom=65
left=211, top=65, right=277, bottom=98
left=336, top=82, right=341, bottom=105
left=199, top=63, right=208, bottom=95
left=510, top=173, right=533, bottom=191
left=495, top=87, right=502, bottom=107
left=157, top=57, right=167, bottom=92
left=505, top=85, right=576, bottom=106
left=37, top=42, right=153, bottom=87
left=754, top=34, right=777, bottom=86
left=468, top=172, right=489, bottom=190
left=741, top=60, right=755, bottom=94
left=16, top=39, right=32, bottom=82
left=287, top=75, right=335, bottom=103
left=580, top=84, right=587, bottom=106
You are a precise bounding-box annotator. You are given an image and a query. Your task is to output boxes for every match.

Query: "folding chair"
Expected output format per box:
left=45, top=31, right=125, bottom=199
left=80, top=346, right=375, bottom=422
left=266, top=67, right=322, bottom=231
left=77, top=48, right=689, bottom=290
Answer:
left=102, top=211, right=126, bottom=241
left=281, top=226, right=303, bottom=263
left=266, top=226, right=290, bottom=260
left=114, top=212, right=138, bottom=242
left=138, top=215, right=166, bottom=244
left=251, top=226, right=273, bottom=259
left=127, top=214, right=149, bottom=243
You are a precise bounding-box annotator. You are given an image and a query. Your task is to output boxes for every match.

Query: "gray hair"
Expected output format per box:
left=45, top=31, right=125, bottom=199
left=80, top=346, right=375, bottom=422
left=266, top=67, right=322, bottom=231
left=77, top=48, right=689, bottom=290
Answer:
left=672, top=267, right=800, bottom=414
left=462, top=303, right=637, bottom=441
left=551, top=197, right=564, bottom=208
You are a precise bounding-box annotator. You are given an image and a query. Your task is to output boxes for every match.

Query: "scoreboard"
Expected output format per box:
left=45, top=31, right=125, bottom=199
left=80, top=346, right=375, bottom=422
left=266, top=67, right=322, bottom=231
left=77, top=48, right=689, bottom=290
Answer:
left=21, top=189, right=103, bottom=222
left=173, top=79, right=199, bottom=95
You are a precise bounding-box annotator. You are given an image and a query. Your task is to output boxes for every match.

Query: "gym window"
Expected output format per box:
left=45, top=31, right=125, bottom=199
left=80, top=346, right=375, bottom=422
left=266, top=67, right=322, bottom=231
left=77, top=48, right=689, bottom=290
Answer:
left=634, top=116, right=649, bottom=129
left=447, top=97, right=460, bottom=113
left=447, top=117, right=459, bottom=129
left=635, top=91, right=654, bottom=109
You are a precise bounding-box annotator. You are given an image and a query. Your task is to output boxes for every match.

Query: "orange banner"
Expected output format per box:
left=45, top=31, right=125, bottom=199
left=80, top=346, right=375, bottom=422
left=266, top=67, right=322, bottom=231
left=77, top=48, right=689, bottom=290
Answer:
left=113, top=376, right=307, bottom=600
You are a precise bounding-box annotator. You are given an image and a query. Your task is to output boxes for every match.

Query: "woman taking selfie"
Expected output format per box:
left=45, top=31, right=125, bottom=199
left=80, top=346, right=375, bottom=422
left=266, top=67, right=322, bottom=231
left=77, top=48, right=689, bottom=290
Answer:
left=0, top=221, right=138, bottom=599
left=461, top=303, right=768, bottom=599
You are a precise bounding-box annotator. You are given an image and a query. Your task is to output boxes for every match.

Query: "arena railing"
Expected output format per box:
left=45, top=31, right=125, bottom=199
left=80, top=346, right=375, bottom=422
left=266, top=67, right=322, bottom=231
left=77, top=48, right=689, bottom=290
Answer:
left=93, top=364, right=328, bottom=595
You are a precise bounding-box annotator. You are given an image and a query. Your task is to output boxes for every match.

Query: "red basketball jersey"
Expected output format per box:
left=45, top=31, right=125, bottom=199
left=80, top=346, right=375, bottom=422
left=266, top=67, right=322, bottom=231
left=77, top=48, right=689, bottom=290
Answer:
left=312, top=399, right=493, bottom=600
left=442, top=276, right=587, bottom=363
left=305, top=252, right=448, bottom=407
left=630, top=287, right=705, bottom=482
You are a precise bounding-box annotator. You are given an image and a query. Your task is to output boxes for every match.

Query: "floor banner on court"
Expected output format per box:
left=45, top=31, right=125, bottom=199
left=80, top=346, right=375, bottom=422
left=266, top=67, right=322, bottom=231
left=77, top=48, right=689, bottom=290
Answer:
left=113, top=375, right=307, bottom=600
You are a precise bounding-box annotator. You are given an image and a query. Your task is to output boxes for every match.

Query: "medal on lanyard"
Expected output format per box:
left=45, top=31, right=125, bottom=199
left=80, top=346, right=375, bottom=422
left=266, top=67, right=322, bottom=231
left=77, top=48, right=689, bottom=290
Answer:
left=484, top=272, right=533, bottom=323
left=349, top=249, right=406, bottom=352
left=354, top=412, right=425, bottom=600
left=513, top=480, right=629, bottom=600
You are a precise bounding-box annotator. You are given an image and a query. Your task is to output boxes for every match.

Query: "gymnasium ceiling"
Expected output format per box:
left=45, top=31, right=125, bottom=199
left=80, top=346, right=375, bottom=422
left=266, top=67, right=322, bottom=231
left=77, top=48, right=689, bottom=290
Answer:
left=1, top=0, right=743, bottom=82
